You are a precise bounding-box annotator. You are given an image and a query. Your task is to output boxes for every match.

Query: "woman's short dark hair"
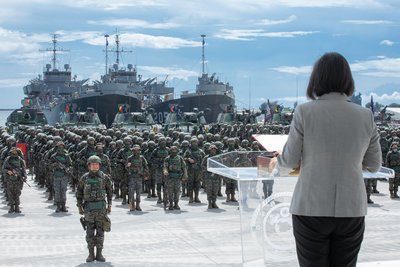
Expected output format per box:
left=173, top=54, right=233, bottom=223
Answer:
left=306, top=52, right=354, bottom=100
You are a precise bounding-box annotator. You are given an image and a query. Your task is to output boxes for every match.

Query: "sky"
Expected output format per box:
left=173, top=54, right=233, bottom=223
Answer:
left=0, top=0, right=400, bottom=109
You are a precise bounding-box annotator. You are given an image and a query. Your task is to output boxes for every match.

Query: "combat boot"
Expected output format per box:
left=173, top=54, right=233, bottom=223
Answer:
left=217, top=188, right=223, bottom=197
left=147, top=191, right=151, bottom=198
left=372, top=187, right=379, bottom=194
left=96, top=248, right=106, bottom=262
left=14, top=205, right=21, bottom=213
left=212, top=200, right=219, bottom=209
left=226, top=194, right=231, bottom=202
left=129, top=201, right=135, bottom=211
left=394, top=191, right=399, bottom=198
left=169, top=202, right=174, bottom=210
left=151, top=189, right=157, bottom=198
left=367, top=197, right=374, bottom=204
left=48, top=190, right=53, bottom=201
left=174, top=202, right=180, bottom=210
left=86, top=248, right=95, bottom=262
left=208, top=200, right=212, bottom=209
left=230, top=194, right=238, bottom=202
left=8, top=205, right=15, bottom=213
left=390, top=190, right=394, bottom=198
left=121, top=195, right=127, bottom=205
left=61, top=202, right=68, bottom=212
left=56, top=203, right=61, bottom=213
left=189, top=191, right=194, bottom=203
left=136, top=202, right=142, bottom=211
left=157, top=194, right=162, bottom=204
left=181, top=188, right=186, bottom=197
left=194, top=191, right=201, bottom=203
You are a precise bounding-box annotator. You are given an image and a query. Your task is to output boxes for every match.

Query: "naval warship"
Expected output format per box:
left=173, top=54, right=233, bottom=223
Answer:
left=145, top=35, right=235, bottom=124
left=22, top=33, right=173, bottom=127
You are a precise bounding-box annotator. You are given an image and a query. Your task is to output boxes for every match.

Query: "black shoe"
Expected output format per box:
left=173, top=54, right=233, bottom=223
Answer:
left=367, top=198, right=374, bottom=204
left=96, top=248, right=106, bottom=262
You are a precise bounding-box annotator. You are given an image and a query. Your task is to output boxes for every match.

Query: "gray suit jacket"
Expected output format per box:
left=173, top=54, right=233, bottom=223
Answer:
left=277, top=92, right=381, bottom=217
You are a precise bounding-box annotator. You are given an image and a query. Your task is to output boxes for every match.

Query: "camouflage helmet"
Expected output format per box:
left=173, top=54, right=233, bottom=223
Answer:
left=190, top=137, right=198, bottom=144
left=182, top=140, right=189, bottom=147
left=170, top=146, right=178, bottom=153
left=123, top=136, right=132, bottom=144
left=116, top=139, right=123, bottom=146
left=56, top=141, right=65, bottom=147
left=87, top=155, right=101, bottom=165
left=133, top=144, right=141, bottom=150
left=95, top=142, right=105, bottom=148
left=158, top=137, right=166, bottom=143
left=227, top=138, right=235, bottom=144
left=87, top=136, right=95, bottom=143
left=7, top=137, right=16, bottom=144
left=148, top=140, right=156, bottom=147
left=210, top=144, right=217, bottom=151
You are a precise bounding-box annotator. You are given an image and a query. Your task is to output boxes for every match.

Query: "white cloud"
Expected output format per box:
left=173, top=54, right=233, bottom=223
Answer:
left=138, top=66, right=198, bottom=81
left=214, top=29, right=318, bottom=40
left=380, top=40, right=395, bottom=46
left=63, top=0, right=164, bottom=10
left=88, top=19, right=180, bottom=29
left=350, top=57, right=400, bottom=77
left=273, top=96, right=308, bottom=103
left=271, top=57, right=400, bottom=78
left=362, top=91, right=400, bottom=104
left=341, top=19, right=392, bottom=25
left=270, top=65, right=312, bottom=75
left=257, top=15, right=297, bottom=26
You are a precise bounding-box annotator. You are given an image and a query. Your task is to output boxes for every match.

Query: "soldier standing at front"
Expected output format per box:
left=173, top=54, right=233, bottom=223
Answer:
left=76, top=155, right=113, bottom=262
left=2, top=147, right=26, bottom=213
left=50, top=141, right=72, bottom=213
left=126, top=145, right=149, bottom=211
left=386, top=142, right=400, bottom=198
left=164, top=146, right=187, bottom=210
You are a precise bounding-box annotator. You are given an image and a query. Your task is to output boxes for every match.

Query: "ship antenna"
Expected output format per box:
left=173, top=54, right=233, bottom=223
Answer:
left=104, top=34, right=110, bottom=75
left=39, top=33, right=69, bottom=70
left=111, top=30, right=132, bottom=66
left=201, top=34, right=206, bottom=74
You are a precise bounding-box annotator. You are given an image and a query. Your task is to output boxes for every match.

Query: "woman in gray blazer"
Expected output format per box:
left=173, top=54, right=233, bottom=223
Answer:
left=277, top=52, right=382, bottom=267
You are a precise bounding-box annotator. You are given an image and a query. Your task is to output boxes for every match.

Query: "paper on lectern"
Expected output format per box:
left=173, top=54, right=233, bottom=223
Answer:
left=252, top=134, right=288, bottom=152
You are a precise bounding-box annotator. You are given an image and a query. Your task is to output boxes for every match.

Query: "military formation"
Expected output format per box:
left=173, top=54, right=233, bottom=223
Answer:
left=0, top=122, right=399, bottom=261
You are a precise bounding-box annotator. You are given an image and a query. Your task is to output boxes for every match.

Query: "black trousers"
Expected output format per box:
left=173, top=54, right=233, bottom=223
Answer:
left=292, top=215, right=365, bottom=267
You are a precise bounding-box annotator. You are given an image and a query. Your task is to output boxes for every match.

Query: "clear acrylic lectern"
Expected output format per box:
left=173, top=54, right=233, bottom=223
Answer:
left=207, top=151, right=394, bottom=267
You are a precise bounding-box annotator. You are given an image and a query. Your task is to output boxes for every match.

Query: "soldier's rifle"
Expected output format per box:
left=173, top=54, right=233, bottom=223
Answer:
left=11, top=168, right=31, bottom=187
left=53, top=158, right=71, bottom=174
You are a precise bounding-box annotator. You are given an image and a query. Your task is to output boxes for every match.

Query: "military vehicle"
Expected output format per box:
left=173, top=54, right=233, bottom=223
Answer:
left=216, top=105, right=261, bottom=125
left=61, top=106, right=105, bottom=129
left=6, top=100, right=48, bottom=134
left=111, top=104, right=160, bottom=132
left=163, top=107, right=209, bottom=133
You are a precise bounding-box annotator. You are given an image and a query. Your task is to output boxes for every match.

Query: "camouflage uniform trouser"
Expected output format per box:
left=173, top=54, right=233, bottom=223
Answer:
left=187, top=169, right=202, bottom=193
left=154, top=169, right=164, bottom=195
left=128, top=177, right=142, bottom=203
left=166, top=178, right=181, bottom=204
left=53, top=175, right=68, bottom=203
left=119, top=170, right=129, bottom=199
left=6, top=179, right=22, bottom=206
left=205, top=178, right=219, bottom=201
left=224, top=178, right=237, bottom=195
left=364, top=179, right=372, bottom=199
left=262, top=180, right=274, bottom=199
left=85, top=209, right=107, bottom=249
left=389, top=177, right=400, bottom=192
left=113, top=168, right=123, bottom=196
left=147, top=168, right=156, bottom=193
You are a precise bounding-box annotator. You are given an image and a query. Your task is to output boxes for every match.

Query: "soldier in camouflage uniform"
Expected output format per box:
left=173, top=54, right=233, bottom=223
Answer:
left=386, top=142, right=400, bottom=198
left=50, top=141, right=72, bottom=212
left=180, top=140, right=190, bottom=197
left=224, top=138, right=238, bottom=202
left=95, top=142, right=111, bottom=176
left=163, top=146, right=187, bottom=210
left=111, top=140, right=123, bottom=198
left=2, top=147, right=26, bottom=213
left=116, top=137, right=133, bottom=204
left=202, top=145, right=219, bottom=209
left=126, top=145, right=149, bottom=211
left=150, top=137, right=169, bottom=204
left=77, top=155, right=112, bottom=262
left=144, top=140, right=157, bottom=198
left=184, top=138, right=205, bottom=203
